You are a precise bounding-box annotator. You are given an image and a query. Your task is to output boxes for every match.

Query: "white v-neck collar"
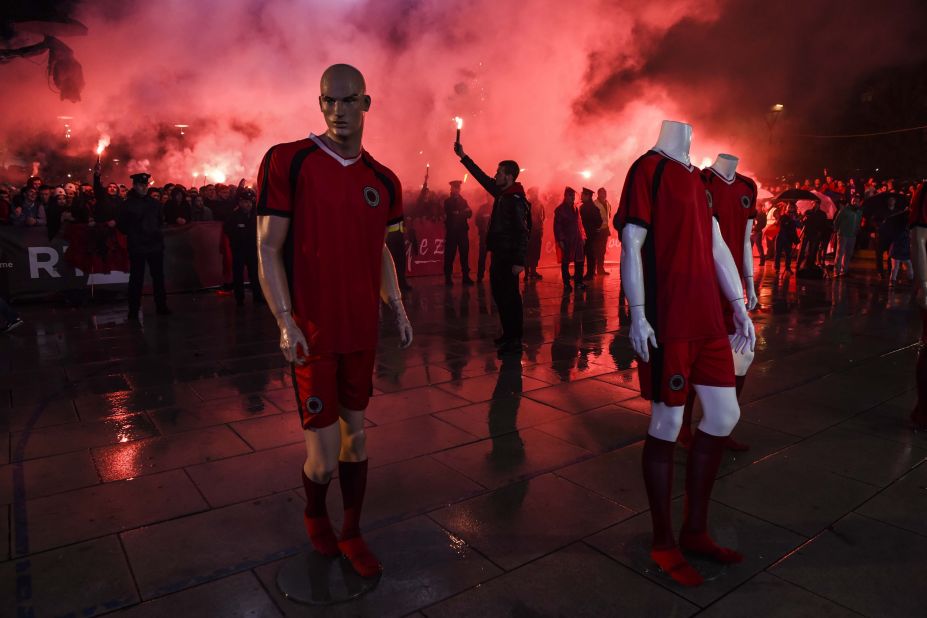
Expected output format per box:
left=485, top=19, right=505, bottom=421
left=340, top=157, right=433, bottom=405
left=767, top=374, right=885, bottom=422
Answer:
left=708, top=167, right=736, bottom=185
left=652, top=149, right=694, bottom=173
left=309, top=133, right=362, bottom=167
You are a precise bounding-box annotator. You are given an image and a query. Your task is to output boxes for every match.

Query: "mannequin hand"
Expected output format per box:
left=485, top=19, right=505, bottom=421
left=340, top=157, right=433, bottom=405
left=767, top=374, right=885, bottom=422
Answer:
left=277, top=313, right=309, bottom=365
left=512, top=265, right=525, bottom=275
left=629, top=307, right=657, bottom=362
left=453, top=143, right=466, bottom=158
left=389, top=298, right=414, bottom=348
left=730, top=301, right=756, bottom=354
left=746, top=281, right=758, bottom=310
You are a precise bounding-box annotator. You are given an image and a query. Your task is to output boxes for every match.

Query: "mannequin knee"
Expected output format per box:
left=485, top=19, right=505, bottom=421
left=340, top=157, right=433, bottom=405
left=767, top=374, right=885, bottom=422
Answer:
left=699, top=402, right=740, bottom=437
left=340, top=427, right=367, bottom=460
left=303, top=456, right=336, bottom=483
left=733, top=348, right=755, bottom=375
left=648, top=403, right=683, bottom=441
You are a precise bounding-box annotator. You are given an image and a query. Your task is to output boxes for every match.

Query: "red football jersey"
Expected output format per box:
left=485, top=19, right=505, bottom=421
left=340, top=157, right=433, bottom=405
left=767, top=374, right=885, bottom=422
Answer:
left=615, top=150, right=726, bottom=342
left=702, top=169, right=757, bottom=277
left=910, top=184, right=927, bottom=229
left=256, top=134, right=403, bottom=354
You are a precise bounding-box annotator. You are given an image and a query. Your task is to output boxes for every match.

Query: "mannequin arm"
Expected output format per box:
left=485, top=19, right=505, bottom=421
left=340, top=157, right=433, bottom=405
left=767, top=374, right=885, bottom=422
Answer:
left=711, top=219, right=756, bottom=353
left=743, top=218, right=757, bottom=310
left=257, top=215, right=309, bottom=364
left=912, top=227, right=927, bottom=310
left=380, top=243, right=413, bottom=348
left=620, top=224, right=657, bottom=361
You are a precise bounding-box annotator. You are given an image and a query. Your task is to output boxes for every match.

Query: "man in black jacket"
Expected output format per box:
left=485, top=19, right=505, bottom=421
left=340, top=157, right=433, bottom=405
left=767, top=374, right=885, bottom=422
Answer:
left=444, top=180, right=474, bottom=286
left=118, top=172, right=171, bottom=319
left=224, top=189, right=264, bottom=307
left=579, top=188, right=602, bottom=280
left=454, top=142, right=530, bottom=354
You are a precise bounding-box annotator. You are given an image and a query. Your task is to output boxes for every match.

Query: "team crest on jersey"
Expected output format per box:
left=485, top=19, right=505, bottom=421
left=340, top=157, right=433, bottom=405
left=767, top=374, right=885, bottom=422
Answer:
left=741, top=195, right=752, bottom=209
left=668, top=374, right=686, bottom=391
left=363, top=186, right=381, bottom=208
left=705, top=190, right=713, bottom=209
left=305, top=396, right=324, bottom=414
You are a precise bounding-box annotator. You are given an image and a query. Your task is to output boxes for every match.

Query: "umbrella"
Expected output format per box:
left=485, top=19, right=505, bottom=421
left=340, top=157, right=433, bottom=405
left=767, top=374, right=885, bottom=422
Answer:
left=795, top=191, right=836, bottom=218
left=862, top=192, right=909, bottom=219
left=775, top=189, right=819, bottom=202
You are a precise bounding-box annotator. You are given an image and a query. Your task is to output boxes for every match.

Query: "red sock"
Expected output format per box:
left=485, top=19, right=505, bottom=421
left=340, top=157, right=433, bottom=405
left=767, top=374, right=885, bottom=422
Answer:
left=642, top=435, right=677, bottom=548
left=650, top=547, right=704, bottom=587
left=679, top=390, right=696, bottom=448
left=681, top=430, right=743, bottom=563
left=337, top=460, right=381, bottom=576
left=301, top=469, right=338, bottom=557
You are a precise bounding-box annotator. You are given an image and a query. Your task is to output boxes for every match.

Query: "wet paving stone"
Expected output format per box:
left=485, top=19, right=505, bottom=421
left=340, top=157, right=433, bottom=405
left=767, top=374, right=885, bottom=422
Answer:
left=1, top=261, right=924, bottom=614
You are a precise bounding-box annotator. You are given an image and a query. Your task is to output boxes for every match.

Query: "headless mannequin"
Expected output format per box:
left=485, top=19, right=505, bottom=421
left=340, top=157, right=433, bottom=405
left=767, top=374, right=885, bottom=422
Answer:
left=911, top=227, right=927, bottom=430
left=680, top=154, right=758, bottom=450
left=621, top=121, right=756, bottom=586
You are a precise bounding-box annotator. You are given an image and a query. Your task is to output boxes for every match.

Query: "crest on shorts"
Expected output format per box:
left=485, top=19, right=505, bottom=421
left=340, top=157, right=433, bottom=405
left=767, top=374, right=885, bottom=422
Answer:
left=668, top=374, right=686, bottom=391
left=305, top=396, right=324, bottom=414
left=705, top=190, right=713, bottom=209
left=363, top=186, right=381, bottom=208
left=741, top=195, right=752, bottom=209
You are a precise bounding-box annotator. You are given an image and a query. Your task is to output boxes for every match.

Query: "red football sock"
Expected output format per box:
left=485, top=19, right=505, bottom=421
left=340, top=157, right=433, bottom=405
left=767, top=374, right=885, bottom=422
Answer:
left=681, top=430, right=743, bottom=563
left=339, top=459, right=368, bottom=540
left=642, top=435, right=677, bottom=548
left=679, top=390, right=696, bottom=448
left=650, top=547, right=704, bottom=587
left=337, top=460, right=381, bottom=576
left=301, top=469, right=338, bottom=557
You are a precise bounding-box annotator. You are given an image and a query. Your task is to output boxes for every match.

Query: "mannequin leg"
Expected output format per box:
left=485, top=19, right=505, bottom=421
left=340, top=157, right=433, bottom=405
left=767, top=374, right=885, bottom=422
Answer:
left=680, top=385, right=743, bottom=563
left=643, top=403, right=704, bottom=586
left=301, top=425, right=341, bottom=557
left=337, top=406, right=381, bottom=577
left=724, top=339, right=755, bottom=451
left=678, top=390, right=697, bottom=448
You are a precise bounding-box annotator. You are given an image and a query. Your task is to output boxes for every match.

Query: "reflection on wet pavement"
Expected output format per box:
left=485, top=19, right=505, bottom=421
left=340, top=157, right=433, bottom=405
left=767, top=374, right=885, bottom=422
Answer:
left=0, top=260, right=924, bottom=616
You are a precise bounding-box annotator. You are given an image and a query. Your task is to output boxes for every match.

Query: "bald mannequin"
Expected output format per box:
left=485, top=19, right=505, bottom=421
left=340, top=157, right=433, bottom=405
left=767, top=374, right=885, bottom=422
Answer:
left=257, top=64, right=411, bottom=578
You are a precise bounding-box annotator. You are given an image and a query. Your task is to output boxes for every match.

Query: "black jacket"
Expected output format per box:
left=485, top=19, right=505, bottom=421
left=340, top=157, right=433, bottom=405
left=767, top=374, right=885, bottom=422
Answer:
left=444, top=195, right=472, bottom=234
left=92, top=173, right=121, bottom=224
left=118, top=190, right=164, bottom=254
left=579, top=199, right=602, bottom=237
left=460, top=156, right=531, bottom=265
left=223, top=207, right=257, bottom=254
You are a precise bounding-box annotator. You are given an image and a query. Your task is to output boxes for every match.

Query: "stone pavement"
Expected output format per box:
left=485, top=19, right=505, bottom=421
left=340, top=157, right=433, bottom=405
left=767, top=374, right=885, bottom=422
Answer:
left=1, top=259, right=925, bottom=617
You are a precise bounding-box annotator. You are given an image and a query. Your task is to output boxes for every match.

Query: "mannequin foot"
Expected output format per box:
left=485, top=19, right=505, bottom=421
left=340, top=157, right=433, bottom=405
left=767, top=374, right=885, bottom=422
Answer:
left=679, top=530, right=743, bottom=564
left=678, top=426, right=693, bottom=449
left=724, top=435, right=750, bottom=451
left=650, top=547, right=703, bottom=586
left=303, top=514, right=340, bottom=557
left=338, top=536, right=382, bottom=578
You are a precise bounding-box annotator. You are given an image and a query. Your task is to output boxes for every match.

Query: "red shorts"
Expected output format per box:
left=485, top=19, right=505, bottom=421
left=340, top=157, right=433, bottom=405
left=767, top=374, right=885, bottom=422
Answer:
left=291, top=350, right=377, bottom=429
left=638, top=337, right=735, bottom=407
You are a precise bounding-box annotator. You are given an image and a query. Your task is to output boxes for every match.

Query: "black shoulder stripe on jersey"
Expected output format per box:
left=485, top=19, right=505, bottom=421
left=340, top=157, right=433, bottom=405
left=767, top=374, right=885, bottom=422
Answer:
left=734, top=174, right=755, bottom=196
left=288, top=144, right=319, bottom=205
left=255, top=147, right=275, bottom=214
left=360, top=154, right=396, bottom=210
left=615, top=151, right=658, bottom=231
left=651, top=157, right=669, bottom=205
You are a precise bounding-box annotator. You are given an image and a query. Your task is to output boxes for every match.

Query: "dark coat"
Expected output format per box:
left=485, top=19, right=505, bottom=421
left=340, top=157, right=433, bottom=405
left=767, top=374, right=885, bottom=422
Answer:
left=164, top=199, right=191, bottom=225
left=579, top=198, right=602, bottom=237
left=460, top=156, right=531, bottom=265
left=223, top=207, right=258, bottom=254
left=92, top=173, right=121, bottom=224
left=444, top=195, right=472, bottom=234
left=118, top=190, right=165, bottom=255
left=554, top=202, right=585, bottom=262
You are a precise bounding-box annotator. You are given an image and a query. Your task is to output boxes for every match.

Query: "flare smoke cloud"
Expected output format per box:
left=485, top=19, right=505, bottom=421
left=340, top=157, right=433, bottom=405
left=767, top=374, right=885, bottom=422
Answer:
left=1, top=0, right=925, bottom=189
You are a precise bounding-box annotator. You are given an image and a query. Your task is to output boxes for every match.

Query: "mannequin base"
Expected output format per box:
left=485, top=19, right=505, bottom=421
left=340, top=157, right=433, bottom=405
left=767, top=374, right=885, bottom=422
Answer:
left=276, top=550, right=381, bottom=606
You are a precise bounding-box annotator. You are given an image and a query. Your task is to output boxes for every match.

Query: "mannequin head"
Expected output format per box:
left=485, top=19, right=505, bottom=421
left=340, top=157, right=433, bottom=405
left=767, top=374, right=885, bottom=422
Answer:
left=319, top=64, right=370, bottom=147
left=711, top=153, right=739, bottom=181
left=653, top=120, right=693, bottom=167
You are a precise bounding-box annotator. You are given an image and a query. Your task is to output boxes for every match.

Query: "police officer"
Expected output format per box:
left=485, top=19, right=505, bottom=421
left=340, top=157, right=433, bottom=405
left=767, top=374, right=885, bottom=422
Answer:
left=444, top=180, right=474, bottom=286
left=118, top=172, right=171, bottom=319
left=224, top=188, right=265, bottom=306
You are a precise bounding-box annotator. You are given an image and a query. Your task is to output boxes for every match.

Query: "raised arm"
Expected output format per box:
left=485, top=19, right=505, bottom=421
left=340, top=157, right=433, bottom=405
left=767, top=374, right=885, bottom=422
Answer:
left=257, top=215, right=308, bottom=364
left=621, top=224, right=657, bottom=361
left=711, top=218, right=756, bottom=353
left=454, top=143, right=500, bottom=197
